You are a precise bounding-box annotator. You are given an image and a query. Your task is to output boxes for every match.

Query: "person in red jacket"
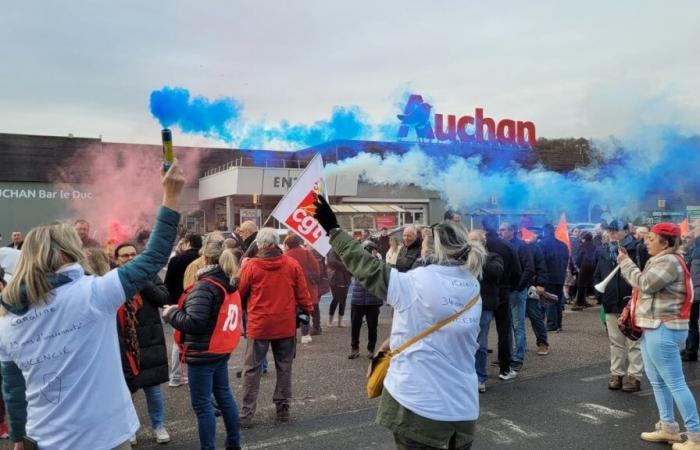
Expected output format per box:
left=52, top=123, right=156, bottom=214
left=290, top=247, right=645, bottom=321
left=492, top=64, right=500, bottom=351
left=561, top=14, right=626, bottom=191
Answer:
left=284, top=234, right=321, bottom=342
left=237, top=228, right=313, bottom=427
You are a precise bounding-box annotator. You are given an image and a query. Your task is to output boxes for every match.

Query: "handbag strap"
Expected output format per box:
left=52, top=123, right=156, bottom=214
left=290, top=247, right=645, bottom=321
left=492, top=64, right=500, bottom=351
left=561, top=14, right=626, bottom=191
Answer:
left=389, top=292, right=481, bottom=357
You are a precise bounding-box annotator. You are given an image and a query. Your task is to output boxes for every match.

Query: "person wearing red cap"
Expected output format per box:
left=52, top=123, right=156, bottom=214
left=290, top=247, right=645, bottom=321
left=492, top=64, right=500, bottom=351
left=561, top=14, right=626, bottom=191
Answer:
left=617, top=223, right=699, bottom=449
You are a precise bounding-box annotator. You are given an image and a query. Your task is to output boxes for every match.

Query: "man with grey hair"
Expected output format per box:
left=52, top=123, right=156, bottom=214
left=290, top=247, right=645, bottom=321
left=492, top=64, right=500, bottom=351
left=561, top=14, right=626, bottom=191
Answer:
left=395, top=225, right=422, bottom=272
left=239, top=220, right=259, bottom=258
left=238, top=228, right=313, bottom=426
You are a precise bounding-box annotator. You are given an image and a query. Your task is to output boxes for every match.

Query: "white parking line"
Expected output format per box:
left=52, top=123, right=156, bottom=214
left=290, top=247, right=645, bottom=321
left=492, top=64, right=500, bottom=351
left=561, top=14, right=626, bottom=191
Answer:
left=579, top=403, right=633, bottom=419
left=479, top=412, right=545, bottom=444
left=561, top=402, right=634, bottom=424
left=244, top=422, right=370, bottom=449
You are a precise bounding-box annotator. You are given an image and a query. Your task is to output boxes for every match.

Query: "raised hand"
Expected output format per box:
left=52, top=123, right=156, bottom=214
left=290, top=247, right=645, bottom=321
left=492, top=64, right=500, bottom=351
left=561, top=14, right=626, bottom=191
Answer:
left=313, top=193, right=339, bottom=234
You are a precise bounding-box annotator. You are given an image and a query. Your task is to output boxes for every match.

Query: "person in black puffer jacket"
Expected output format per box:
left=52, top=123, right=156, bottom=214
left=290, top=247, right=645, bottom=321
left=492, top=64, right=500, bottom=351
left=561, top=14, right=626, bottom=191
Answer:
left=113, top=242, right=172, bottom=444
left=469, top=229, right=505, bottom=392
left=162, top=242, right=241, bottom=450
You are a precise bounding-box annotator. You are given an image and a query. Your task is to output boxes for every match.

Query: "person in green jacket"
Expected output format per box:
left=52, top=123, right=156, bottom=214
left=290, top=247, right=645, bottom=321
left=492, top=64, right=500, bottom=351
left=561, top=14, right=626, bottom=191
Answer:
left=314, top=194, right=486, bottom=450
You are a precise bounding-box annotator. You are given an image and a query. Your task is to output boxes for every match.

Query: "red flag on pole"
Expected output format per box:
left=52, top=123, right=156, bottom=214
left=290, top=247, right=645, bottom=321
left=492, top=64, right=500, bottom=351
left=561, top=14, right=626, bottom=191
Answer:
left=680, top=218, right=690, bottom=237
left=555, top=213, right=571, bottom=253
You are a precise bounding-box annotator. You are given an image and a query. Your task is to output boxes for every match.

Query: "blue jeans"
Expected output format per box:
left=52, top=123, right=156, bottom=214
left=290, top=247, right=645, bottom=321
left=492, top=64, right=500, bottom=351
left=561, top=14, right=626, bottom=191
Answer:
left=143, top=384, right=165, bottom=428
left=475, top=310, right=494, bottom=383
left=545, top=284, right=564, bottom=330
left=188, top=356, right=241, bottom=450
left=510, top=289, right=528, bottom=363
left=641, top=325, right=700, bottom=431
left=526, top=296, right=548, bottom=347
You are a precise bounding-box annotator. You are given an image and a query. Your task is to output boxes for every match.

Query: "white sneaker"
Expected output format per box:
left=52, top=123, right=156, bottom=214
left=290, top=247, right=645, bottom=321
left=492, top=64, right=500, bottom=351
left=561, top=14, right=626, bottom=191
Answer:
left=301, top=335, right=312, bottom=344
left=168, top=380, right=181, bottom=387
left=129, top=434, right=137, bottom=445
left=154, top=426, right=170, bottom=444
left=499, top=369, right=517, bottom=381
left=478, top=383, right=486, bottom=393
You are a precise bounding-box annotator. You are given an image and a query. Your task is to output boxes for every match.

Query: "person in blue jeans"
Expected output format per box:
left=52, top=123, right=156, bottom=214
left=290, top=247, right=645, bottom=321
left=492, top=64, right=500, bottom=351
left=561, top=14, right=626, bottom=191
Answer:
left=114, top=242, right=172, bottom=444
left=618, top=223, right=700, bottom=449
left=163, top=243, right=241, bottom=450
left=470, top=230, right=504, bottom=392
left=498, top=224, right=537, bottom=371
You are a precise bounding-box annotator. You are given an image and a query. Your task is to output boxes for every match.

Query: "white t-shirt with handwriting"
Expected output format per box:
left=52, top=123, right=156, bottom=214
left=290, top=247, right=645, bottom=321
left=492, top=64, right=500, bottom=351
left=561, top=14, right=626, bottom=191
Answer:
left=384, top=265, right=482, bottom=422
left=0, top=263, right=139, bottom=449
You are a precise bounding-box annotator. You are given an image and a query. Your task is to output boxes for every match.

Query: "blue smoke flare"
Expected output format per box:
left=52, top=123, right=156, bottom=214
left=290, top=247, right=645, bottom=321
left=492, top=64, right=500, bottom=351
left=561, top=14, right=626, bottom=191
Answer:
left=149, top=87, right=242, bottom=142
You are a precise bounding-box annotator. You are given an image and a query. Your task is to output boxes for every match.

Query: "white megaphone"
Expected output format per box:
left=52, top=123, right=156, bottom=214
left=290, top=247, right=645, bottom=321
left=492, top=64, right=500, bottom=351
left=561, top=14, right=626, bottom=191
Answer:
left=595, top=265, right=621, bottom=293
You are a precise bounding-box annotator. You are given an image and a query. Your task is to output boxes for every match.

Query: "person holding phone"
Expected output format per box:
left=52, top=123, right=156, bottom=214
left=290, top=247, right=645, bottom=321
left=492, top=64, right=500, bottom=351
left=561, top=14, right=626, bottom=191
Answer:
left=0, top=161, right=185, bottom=450
left=617, top=223, right=699, bottom=449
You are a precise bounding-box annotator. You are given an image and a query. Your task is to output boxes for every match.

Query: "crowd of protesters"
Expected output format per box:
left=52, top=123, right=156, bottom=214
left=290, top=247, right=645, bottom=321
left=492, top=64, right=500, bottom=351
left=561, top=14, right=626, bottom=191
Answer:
left=3, top=177, right=700, bottom=449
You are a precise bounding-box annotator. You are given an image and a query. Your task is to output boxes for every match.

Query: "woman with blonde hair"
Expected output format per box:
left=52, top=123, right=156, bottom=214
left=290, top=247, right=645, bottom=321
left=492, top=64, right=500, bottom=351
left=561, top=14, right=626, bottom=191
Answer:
left=314, top=196, right=486, bottom=449
left=385, top=236, right=402, bottom=267
left=617, top=223, right=699, bottom=449
left=0, top=162, right=184, bottom=449
left=162, top=240, right=242, bottom=450
left=84, top=246, right=111, bottom=276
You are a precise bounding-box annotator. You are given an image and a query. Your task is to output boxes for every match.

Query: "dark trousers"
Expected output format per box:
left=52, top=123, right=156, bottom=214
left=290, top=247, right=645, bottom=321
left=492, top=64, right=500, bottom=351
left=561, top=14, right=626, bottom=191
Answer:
left=187, top=356, right=240, bottom=450
left=301, top=304, right=322, bottom=335
left=575, top=267, right=594, bottom=306
left=240, top=337, right=295, bottom=419
left=350, top=304, right=380, bottom=351
left=686, top=302, right=700, bottom=357
left=545, top=284, right=565, bottom=331
left=494, top=289, right=512, bottom=373
left=526, top=296, right=548, bottom=346
left=329, top=284, right=349, bottom=317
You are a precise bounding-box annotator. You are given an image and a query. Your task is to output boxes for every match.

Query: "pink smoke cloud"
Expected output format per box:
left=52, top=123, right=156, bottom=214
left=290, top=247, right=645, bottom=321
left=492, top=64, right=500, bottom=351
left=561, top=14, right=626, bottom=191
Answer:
left=54, top=144, right=201, bottom=250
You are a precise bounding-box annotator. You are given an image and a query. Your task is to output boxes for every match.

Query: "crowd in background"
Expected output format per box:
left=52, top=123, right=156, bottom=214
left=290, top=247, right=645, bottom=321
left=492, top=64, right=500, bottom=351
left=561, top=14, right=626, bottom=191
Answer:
left=1, top=200, right=700, bottom=449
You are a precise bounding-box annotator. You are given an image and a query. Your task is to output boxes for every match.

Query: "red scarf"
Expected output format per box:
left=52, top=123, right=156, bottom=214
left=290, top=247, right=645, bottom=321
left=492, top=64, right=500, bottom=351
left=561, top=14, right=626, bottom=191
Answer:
left=117, top=294, right=144, bottom=376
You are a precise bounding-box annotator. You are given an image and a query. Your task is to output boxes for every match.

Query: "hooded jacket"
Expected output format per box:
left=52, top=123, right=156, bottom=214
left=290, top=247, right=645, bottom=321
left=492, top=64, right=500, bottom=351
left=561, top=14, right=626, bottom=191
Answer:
left=238, top=249, right=313, bottom=340
left=164, top=266, right=236, bottom=365
left=285, top=246, right=321, bottom=305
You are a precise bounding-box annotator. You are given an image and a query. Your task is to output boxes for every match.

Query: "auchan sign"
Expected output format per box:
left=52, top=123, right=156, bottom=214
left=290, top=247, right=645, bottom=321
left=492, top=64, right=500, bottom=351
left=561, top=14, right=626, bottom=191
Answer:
left=397, top=94, right=536, bottom=146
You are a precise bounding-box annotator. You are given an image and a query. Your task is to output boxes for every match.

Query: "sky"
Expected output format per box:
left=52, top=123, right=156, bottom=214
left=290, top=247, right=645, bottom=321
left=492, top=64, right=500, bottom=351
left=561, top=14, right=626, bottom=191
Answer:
left=1, top=1, right=699, bottom=149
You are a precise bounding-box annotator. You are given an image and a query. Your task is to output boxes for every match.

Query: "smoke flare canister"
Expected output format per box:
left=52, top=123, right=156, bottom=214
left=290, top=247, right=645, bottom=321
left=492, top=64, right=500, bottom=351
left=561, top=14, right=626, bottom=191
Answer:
left=161, top=128, right=174, bottom=171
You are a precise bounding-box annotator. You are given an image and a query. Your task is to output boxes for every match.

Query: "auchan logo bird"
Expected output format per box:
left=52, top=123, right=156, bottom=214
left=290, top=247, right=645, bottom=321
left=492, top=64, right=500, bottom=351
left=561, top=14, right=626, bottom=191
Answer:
left=397, top=95, right=434, bottom=141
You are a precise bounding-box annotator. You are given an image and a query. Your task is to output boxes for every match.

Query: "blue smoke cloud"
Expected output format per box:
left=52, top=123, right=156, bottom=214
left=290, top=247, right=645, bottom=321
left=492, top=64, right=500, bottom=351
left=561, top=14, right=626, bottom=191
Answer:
left=149, top=87, right=242, bottom=142
left=149, top=86, right=400, bottom=149
left=149, top=86, right=699, bottom=221
left=323, top=128, right=700, bottom=221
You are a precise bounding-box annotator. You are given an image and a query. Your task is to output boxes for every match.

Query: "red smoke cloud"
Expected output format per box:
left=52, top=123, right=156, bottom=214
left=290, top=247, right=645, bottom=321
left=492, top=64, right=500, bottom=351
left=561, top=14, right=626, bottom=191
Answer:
left=54, top=144, right=201, bottom=251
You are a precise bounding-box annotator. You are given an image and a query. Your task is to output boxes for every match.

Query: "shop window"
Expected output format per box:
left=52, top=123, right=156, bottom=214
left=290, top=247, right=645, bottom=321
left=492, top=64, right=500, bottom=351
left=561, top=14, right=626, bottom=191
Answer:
left=352, top=214, right=375, bottom=231
left=337, top=214, right=353, bottom=230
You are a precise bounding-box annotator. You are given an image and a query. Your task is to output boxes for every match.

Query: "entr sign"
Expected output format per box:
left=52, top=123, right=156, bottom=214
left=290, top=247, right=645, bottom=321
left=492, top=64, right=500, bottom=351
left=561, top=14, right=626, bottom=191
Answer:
left=397, top=94, right=536, bottom=146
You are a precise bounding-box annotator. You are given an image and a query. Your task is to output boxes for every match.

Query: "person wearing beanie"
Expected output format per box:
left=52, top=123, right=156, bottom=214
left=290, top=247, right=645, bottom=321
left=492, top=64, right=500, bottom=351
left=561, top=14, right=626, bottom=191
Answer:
left=618, top=223, right=700, bottom=449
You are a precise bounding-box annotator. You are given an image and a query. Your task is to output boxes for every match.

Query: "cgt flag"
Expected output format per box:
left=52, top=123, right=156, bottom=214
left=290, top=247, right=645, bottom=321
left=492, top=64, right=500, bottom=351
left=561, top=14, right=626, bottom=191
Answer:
left=270, top=153, right=331, bottom=255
